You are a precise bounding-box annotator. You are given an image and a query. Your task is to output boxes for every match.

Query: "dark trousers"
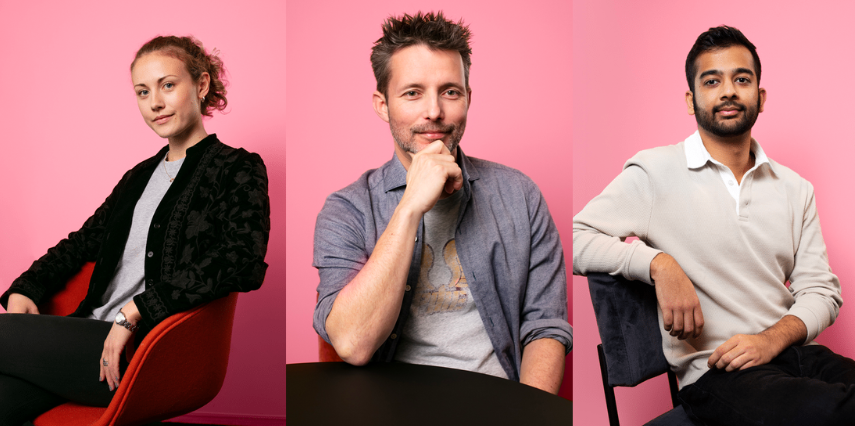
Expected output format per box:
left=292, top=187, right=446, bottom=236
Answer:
left=0, top=314, right=128, bottom=426
left=678, top=344, right=855, bottom=426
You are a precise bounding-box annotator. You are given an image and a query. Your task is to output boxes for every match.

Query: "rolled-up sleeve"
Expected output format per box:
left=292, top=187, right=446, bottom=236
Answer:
left=312, top=190, right=368, bottom=344
left=520, top=181, right=573, bottom=354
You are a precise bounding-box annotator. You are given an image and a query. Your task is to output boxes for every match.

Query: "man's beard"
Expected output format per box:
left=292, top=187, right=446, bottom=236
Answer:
left=693, top=97, right=760, bottom=138
left=389, top=115, right=466, bottom=155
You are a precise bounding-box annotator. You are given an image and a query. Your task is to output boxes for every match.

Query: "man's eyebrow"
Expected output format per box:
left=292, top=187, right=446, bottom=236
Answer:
left=698, top=68, right=755, bottom=80
left=698, top=69, right=722, bottom=80
left=133, top=75, right=179, bottom=88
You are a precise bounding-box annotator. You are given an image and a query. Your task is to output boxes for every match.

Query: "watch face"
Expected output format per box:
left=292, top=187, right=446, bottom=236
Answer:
left=116, top=312, right=126, bottom=324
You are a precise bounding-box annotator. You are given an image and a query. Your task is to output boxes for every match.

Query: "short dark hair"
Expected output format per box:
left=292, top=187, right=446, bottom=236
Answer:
left=370, top=11, right=472, bottom=97
left=685, top=26, right=760, bottom=93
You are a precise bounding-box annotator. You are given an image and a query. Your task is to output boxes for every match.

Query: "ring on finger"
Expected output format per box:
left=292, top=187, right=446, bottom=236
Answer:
left=103, top=358, right=109, bottom=366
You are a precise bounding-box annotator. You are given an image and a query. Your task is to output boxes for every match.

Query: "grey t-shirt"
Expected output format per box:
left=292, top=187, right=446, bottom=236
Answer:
left=394, top=189, right=508, bottom=379
left=89, top=153, right=185, bottom=322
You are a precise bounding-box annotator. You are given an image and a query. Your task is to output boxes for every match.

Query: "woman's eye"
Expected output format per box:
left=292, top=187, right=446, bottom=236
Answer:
left=138, top=90, right=149, bottom=96
left=164, top=82, right=174, bottom=89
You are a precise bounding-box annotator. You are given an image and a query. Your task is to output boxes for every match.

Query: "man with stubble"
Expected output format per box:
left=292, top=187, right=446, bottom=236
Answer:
left=312, top=11, right=572, bottom=394
left=574, top=26, right=855, bottom=425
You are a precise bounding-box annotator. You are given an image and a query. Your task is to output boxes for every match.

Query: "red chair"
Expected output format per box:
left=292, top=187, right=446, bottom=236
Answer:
left=32, top=262, right=239, bottom=426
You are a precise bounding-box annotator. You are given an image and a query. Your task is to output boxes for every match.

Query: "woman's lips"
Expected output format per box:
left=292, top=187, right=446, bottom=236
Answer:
left=153, top=114, right=173, bottom=125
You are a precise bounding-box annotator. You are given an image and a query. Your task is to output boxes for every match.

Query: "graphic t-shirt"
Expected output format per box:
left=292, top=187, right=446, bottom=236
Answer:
left=393, top=189, right=508, bottom=378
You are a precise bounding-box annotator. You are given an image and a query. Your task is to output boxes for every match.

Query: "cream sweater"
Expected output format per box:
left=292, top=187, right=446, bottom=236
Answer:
left=573, top=132, right=842, bottom=387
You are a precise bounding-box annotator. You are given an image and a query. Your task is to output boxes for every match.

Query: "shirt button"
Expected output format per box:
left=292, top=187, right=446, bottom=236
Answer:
left=390, top=333, right=397, bottom=340
left=405, top=285, right=411, bottom=291
left=153, top=223, right=161, bottom=229
left=147, top=251, right=154, bottom=258
left=146, top=278, right=153, bottom=285
left=415, top=236, right=418, bottom=242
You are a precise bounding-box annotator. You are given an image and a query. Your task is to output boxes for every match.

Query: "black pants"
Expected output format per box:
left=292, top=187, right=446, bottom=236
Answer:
left=0, top=314, right=128, bottom=426
left=678, top=344, right=855, bottom=426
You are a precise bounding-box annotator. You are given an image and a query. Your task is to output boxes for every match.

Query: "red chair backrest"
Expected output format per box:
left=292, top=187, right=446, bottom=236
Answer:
left=39, top=262, right=96, bottom=316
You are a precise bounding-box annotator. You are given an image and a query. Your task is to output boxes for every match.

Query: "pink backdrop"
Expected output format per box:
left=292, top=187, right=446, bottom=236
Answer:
left=574, top=1, right=855, bottom=424
left=0, top=1, right=285, bottom=422
left=285, top=0, right=574, bottom=402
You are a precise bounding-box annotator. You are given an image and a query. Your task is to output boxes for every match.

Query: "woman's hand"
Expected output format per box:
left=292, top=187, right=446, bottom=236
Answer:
left=6, top=293, right=39, bottom=314
left=99, top=300, right=141, bottom=391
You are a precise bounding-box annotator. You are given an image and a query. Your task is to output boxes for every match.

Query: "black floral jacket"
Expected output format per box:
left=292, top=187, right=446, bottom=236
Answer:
left=0, top=135, right=270, bottom=338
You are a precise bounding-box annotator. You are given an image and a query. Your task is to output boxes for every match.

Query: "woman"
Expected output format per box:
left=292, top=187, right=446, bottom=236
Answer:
left=0, top=36, right=270, bottom=425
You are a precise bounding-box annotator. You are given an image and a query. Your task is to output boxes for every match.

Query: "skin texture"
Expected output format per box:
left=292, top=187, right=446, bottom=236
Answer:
left=708, top=315, right=807, bottom=372
left=327, top=44, right=564, bottom=394
left=653, top=45, right=798, bottom=371
left=132, top=52, right=211, bottom=160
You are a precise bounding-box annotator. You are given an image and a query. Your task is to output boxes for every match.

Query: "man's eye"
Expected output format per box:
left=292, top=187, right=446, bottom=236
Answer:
left=704, top=79, right=717, bottom=86
left=446, top=90, right=459, bottom=96
left=736, top=77, right=750, bottom=83
left=405, top=91, right=418, bottom=96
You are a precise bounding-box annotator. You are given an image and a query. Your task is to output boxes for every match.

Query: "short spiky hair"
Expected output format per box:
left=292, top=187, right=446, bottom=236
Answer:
left=685, top=26, right=761, bottom=93
left=371, top=11, right=473, bottom=96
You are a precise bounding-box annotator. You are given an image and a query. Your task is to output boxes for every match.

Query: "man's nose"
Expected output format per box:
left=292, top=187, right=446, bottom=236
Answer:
left=720, top=79, right=737, bottom=99
left=424, top=94, right=442, bottom=121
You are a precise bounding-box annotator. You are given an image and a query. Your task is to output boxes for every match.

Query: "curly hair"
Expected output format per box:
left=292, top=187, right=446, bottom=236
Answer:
left=371, top=11, right=473, bottom=97
left=131, top=36, right=228, bottom=117
left=686, top=26, right=760, bottom=94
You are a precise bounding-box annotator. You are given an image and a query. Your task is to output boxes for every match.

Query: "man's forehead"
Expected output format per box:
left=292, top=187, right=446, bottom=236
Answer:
left=695, top=45, right=756, bottom=77
left=388, top=45, right=465, bottom=84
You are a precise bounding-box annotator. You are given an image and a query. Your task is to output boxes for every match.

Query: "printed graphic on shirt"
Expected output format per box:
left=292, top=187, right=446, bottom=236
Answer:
left=411, top=239, right=469, bottom=316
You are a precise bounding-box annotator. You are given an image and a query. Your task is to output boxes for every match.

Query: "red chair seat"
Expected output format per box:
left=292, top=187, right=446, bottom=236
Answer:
left=32, top=263, right=238, bottom=426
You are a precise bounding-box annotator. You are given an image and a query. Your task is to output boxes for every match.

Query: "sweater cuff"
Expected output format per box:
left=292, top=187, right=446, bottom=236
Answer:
left=786, top=305, right=822, bottom=344
left=627, top=241, right=662, bottom=285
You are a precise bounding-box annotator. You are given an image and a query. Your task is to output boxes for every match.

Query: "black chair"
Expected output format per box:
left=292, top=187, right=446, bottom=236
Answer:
left=588, top=273, right=696, bottom=426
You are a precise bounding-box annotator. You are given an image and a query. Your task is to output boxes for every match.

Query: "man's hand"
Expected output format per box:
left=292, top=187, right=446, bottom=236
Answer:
left=6, top=293, right=39, bottom=314
left=650, top=253, right=704, bottom=340
left=399, top=140, right=463, bottom=215
left=708, top=315, right=807, bottom=372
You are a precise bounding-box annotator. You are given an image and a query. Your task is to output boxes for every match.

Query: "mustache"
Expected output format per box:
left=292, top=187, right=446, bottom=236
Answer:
left=714, top=101, right=745, bottom=113
left=411, top=123, right=456, bottom=134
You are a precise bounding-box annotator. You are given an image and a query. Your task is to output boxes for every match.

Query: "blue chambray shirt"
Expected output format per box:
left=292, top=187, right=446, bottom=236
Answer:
left=313, top=148, right=572, bottom=381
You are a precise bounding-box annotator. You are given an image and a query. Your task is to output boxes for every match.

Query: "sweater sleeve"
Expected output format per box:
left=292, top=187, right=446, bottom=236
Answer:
left=785, top=185, right=842, bottom=344
left=1, top=170, right=131, bottom=309
left=572, top=163, right=662, bottom=285
left=133, top=153, right=270, bottom=328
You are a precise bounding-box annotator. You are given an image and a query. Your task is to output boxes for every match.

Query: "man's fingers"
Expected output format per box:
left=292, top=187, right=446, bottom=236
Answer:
left=709, top=338, right=738, bottom=368
left=693, top=306, right=704, bottom=338
left=437, top=140, right=451, bottom=154
left=662, top=308, right=673, bottom=332
left=679, top=310, right=694, bottom=340
left=670, top=310, right=684, bottom=337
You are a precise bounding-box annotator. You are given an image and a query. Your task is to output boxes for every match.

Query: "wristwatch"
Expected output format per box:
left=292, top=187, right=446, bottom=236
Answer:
left=115, top=310, right=139, bottom=333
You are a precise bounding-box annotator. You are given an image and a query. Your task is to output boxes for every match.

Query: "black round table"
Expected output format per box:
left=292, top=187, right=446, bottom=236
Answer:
left=286, top=362, right=572, bottom=425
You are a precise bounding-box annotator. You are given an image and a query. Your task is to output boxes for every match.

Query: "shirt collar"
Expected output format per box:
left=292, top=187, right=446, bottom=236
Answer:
left=382, top=146, right=480, bottom=193
left=684, top=130, right=771, bottom=171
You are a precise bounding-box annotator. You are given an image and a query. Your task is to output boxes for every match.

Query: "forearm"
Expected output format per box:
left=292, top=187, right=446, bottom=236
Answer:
left=520, top=338, right=565, bottom=394
left=325, top=203, right=421, bottom=365
left=759, top=315, right=807, bottom=354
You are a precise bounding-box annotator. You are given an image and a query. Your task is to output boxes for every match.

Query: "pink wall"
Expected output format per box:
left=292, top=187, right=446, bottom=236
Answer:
left=573, top=1, right=855, bottom=424
left=0, top=1, right=285, bottom=421
left=285, top=0, right=574, bottom=401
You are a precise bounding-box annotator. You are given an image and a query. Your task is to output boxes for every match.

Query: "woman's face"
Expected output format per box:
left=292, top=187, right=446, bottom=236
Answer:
left=132, top=53, right=208, bottom=143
